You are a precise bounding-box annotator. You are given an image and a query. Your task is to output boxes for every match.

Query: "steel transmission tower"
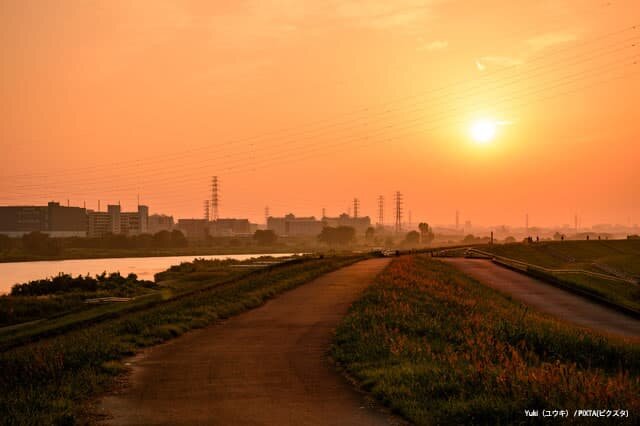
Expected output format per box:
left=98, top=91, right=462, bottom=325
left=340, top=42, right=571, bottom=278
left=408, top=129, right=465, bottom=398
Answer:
left=377, top=196, right=384, bottom=226
left=211, top=176, right=219, bottom=220
left=394, top=191, right=403, bottom=233
left=353, top=198, right=360, bottom=218
left=203, top=200, right=210, bottom=221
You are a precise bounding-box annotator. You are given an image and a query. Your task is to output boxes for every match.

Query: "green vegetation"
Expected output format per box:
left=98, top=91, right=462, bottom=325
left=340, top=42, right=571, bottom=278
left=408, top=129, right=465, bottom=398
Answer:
left=0, top=254, right=362, bottom=425
left=332, top=255, right=640, bottom=425
left=318, top=226, right=356, bottom=246
left=482, top=240, right=640, bottom=313
left=1, top=273, right=156, bottom=327
left=0, top=257, right=298, bottom=350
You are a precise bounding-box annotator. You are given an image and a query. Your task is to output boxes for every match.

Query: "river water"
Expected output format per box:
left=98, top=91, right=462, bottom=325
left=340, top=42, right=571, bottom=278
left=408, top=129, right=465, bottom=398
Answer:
left=0, top=253, right=297, bottom=295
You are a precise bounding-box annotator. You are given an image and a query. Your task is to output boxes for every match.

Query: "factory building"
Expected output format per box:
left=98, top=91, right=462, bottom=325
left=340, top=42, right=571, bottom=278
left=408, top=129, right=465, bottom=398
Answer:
left=0, top=202, right=87, bottom=237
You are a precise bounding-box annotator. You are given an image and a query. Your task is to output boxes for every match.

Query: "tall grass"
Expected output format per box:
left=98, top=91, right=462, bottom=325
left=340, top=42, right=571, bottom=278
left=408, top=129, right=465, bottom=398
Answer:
left=332, top=255, right=640, bottom=425
left=0, top=255, right=362, bottom=425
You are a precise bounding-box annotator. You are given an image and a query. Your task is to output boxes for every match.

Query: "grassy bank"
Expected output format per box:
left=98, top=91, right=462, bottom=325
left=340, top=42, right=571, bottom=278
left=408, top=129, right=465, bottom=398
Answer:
left=332, top=255, right=640, bottom=425
left=0, top=254, right=363, bottom=425
left=483, top=240, right=640, bottom=277
left=480, top=240, right=640, bottom=314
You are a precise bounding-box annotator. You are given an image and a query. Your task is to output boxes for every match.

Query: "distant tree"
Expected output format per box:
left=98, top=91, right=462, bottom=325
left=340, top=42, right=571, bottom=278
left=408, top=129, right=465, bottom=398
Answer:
left=21, top=231, right=61, bottom=255
left=318, top=226, right=356, bottom=246
left=136, top=233, right=154, bottom=248
left=504, top=236, right=517, bottom=244
left=253, top=229, right=277, bottom=245
left=170, top=229, right=188, bottom=247
left=405, top=231, right=420, bottom=245
left=418, top=222, right=435, bottom=245
left=463, top=234, right=477, bottom=243
left=152, top=230, right=172, bottom=248
left=0, top=234, right=11, bottom=250
left=365, top=227, right=375, bottom=242
left=384, top=236, right=394, bottom=247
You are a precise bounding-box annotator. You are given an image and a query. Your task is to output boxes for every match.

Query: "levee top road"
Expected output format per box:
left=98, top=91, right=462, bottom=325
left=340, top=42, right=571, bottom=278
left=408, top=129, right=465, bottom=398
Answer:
left=98, top=258, right=401, bottom=426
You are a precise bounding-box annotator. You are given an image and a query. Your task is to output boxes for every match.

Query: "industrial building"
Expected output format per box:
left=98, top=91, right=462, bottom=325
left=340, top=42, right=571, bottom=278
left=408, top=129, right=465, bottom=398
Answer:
left=267, top=214, right=324, bottom=237
left=0, top=202, right=87, bottom=237
left=176, top=218, right=252, bottom=239
left=322, top=213, right=372, bottom=234
left=148, top=214, right=174, bottom=234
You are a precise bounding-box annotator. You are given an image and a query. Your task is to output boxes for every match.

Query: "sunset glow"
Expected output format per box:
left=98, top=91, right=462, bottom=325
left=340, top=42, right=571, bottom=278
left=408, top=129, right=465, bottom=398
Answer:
left=1, top=0, right=638, bottom=227
left=470, top=120, right=497, bottom=144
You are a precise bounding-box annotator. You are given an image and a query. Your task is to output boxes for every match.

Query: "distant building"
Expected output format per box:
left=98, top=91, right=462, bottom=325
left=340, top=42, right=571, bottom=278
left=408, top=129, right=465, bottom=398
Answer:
left=176, top=219, right=210, bottom=240
left=148, top=214, right=174, bottom=234
left=267, top=214, right=324, bottom=237
left=214, top=218, right=251, bottom=236
left=121, top=205, right=148, bottom=235
left=87, top=204, right=149, bottom=237
left=0, top=202, right=86, bottom=237
left=323, top=213, right=371, bottom=235
left=87, top=211, right=111, bottom=238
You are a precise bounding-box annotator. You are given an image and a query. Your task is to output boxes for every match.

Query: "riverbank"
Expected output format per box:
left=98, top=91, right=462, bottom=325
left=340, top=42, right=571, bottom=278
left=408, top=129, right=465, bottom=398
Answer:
left=0, top=245, right=307, bottom=263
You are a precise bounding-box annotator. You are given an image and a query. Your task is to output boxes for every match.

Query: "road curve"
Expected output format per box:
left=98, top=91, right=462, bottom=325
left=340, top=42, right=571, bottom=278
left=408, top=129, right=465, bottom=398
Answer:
left=98, top=258, right=400, bottom=425
left=442, top=258, right=640, bottom=339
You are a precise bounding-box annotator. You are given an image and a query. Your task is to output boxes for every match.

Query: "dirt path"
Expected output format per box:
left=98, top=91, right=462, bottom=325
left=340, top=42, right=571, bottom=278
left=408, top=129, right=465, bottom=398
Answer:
left=443, top=258, right=640, bottom=339
left=98, top=258, right=400, bottom=425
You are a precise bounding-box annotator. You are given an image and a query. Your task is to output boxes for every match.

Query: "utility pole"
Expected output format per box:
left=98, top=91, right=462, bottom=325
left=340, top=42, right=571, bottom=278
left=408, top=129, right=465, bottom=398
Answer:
left=204, top=200, right=210, bottom=221
left=265, top=206, right=270, bottom=225
left=526, top=213, right=529, bottom=236
left=353, top=198, right=360, bottom=218
left=456, top=210, right=459, bottom=230
left=394, top=191, right=403, bottom=234
left=408, top=210, right=412, bottom=229
left=377, top=195, right=384, bottom=226
left=211, top=176, right=219, bottom=220
left=322, top=207, right=326, bottom=219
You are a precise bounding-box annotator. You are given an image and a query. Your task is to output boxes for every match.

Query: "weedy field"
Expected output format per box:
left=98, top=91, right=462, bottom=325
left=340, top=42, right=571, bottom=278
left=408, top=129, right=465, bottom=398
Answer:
left=0, top=254, right=363, bottom=425
left=332, top=255, right=640, bottom=425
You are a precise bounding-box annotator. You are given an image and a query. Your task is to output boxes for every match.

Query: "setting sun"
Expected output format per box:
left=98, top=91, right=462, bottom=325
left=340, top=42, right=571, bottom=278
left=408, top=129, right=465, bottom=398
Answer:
left=470, top=120, right=497, bottom=144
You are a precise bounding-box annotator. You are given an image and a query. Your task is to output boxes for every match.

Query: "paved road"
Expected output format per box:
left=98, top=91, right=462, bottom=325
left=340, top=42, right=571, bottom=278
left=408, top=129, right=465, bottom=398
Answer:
left=443, top=258, right=640, bottom=339
left=98, top=258, right=400, bottom=425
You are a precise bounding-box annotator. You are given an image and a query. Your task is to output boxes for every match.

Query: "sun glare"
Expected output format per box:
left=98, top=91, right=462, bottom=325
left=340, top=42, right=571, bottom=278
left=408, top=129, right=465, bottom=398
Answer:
left=470, top=120, right=497, bottom=144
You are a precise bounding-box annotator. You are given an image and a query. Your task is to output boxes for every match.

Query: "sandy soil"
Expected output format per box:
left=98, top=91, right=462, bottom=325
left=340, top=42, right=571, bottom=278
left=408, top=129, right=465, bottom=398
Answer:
left=443, top=258, right=640, bottom=339
left=97, top=258, right=402, bottom=425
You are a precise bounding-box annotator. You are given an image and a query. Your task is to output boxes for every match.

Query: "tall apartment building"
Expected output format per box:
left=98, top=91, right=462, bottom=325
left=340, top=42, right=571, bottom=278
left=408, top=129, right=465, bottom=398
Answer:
left=87, top=205, right=149, bottom=237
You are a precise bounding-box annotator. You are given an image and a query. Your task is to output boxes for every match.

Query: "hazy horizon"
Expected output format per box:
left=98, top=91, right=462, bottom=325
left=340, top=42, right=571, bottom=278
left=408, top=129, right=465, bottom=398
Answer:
left=2, top=1, right=638, bottom=227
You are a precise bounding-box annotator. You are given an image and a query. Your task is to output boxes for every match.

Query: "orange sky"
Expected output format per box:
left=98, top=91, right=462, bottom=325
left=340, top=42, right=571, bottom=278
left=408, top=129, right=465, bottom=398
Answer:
left=1, top=1, right=639, bottom=227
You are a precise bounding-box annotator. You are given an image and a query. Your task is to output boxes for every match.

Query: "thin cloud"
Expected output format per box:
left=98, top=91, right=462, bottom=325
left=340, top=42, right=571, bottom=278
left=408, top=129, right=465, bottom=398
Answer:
left=476, top=56, right=523, bottom=71
left=527, top=32, right=578, bottom=51
left=417, top=40, right=448, bottom=52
